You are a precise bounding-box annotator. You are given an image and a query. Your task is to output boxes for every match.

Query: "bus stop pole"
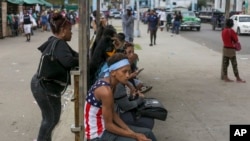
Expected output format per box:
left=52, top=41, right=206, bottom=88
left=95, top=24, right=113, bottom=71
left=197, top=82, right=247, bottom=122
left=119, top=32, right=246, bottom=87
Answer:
left=77, top=0, right=90, bottom=140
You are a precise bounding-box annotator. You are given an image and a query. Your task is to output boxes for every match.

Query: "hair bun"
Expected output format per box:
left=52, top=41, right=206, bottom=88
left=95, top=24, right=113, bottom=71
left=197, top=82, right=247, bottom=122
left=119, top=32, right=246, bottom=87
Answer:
left=52, top=13, right=63, bottom=21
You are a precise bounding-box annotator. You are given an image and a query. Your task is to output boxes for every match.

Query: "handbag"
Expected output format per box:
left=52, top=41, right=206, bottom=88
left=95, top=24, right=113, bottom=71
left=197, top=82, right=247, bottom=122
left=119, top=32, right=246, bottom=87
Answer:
left=37, top=40, right=70, bottom=91
left=136, top=98, right=168, bottom=121
left=229, top=29, right=241, bottom=51
left=234, top=42, right=241, bottom=51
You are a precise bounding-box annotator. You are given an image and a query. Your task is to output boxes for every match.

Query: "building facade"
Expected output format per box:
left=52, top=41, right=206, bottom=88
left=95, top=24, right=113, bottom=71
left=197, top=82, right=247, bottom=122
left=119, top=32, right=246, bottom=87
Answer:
left=214, top=0, right=249, bottom=13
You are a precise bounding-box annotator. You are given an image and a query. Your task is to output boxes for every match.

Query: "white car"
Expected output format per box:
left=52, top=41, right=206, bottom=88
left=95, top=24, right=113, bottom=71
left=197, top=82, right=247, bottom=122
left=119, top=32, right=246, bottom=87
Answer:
left=230, top=14, right=250, bottom=35
left=113, top=11, right=121, bottom=19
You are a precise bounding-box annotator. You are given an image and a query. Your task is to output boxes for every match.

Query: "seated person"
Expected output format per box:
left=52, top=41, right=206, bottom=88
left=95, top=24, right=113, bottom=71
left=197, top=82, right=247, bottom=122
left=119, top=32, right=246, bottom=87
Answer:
left=124, top=42, right=152, bottom=93
left=115, top=32, right=126, bottom=53
left=114, top=83, right=155, bottom=130
left=84, top=53, right=157, bottom=141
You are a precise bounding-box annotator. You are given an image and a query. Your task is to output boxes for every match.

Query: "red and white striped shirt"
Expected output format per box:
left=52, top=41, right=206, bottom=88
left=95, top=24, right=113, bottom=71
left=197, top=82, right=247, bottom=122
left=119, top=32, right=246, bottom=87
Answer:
left=84, top=80, right=110, bottom=139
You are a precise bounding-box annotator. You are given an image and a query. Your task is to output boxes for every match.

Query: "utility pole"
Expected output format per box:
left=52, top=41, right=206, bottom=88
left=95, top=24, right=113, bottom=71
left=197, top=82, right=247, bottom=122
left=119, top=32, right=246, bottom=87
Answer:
left=221, top=0, right=231, bottom=80
left=225, top=0, right=230, bottom=19
left=135, top=0, right=140, bottom=37
left=96, top=0, right=100, bottom=27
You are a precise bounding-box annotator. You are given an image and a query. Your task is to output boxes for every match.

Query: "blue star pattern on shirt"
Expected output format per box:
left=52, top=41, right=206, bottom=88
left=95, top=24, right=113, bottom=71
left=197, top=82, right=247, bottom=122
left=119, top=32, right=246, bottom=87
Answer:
left=86, top=80, right=110, bottom=108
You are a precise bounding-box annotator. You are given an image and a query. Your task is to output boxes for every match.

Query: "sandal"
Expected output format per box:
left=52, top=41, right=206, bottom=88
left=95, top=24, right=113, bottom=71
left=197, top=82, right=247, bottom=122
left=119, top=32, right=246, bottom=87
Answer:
left=140, top=86, right=153, bottom=93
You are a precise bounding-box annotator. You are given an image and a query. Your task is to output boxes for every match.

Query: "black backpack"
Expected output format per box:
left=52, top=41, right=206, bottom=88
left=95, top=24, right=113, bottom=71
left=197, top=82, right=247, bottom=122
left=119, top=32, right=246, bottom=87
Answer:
left=37, top=39, right=69, bottom=95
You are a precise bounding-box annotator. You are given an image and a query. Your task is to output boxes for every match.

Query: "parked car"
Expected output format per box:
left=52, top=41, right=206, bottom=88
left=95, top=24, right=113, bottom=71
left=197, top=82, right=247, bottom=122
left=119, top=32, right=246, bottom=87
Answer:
left=113, top=11, right=121, bottom=19
left=230, top=14, right=250, bottom=35
left=109, top=9, right=118, bottom=18
left=198, top=11, right=212, bottom=23
left=180, top=11, right=201, bottom=31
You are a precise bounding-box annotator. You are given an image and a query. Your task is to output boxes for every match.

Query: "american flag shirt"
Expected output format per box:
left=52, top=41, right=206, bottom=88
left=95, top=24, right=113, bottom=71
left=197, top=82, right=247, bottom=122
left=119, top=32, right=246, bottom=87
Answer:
left=84, top=80, right=110, bottom=139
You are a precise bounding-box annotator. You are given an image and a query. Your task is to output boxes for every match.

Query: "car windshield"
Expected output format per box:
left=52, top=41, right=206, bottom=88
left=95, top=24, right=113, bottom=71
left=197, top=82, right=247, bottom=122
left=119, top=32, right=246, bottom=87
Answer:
left=239, top=17, right=250, bottom=22
left=182, top=12, right=195, bottom=17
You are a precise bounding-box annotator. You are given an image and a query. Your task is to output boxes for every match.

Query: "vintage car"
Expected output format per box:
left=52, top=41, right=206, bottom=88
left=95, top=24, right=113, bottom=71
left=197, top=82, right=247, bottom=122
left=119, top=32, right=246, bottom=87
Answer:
left=180, top=11, right=201, bottom=31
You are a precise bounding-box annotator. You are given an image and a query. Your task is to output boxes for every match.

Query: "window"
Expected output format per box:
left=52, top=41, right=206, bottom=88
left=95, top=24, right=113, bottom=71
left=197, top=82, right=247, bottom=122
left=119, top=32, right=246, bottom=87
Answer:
left=239, top=17, right=250, bottom=22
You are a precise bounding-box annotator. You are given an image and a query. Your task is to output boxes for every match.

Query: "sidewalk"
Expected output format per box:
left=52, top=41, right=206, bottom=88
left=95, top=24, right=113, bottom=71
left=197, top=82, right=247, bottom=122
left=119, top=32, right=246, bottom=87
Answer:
left=53, top=19, right=250, bottom=141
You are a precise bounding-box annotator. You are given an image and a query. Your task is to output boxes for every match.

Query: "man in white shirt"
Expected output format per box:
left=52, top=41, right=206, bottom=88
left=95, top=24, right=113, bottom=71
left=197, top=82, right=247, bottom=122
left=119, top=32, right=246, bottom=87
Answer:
left=158, top=9, right=166, bottom=31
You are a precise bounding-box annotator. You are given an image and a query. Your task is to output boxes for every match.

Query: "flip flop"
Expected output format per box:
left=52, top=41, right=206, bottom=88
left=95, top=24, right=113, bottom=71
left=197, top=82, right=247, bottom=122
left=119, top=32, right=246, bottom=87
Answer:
left=140, top=86, right=153, bottom=93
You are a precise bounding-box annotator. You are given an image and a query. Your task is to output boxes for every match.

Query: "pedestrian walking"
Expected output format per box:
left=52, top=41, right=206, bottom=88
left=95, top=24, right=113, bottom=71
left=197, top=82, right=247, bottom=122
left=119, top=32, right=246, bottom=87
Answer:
left=30, top=13, right=79, bottom=141
left=23, top=10, right=32, bottom=41
left=221, top=19, right=245, bottom=83
left=158, top=8, right=166, bottom=31
left=172, top=11, right=182, bottom=34
left=147, top=9, right=159, bottom=46
left=122, top=5, right=134, bottom=42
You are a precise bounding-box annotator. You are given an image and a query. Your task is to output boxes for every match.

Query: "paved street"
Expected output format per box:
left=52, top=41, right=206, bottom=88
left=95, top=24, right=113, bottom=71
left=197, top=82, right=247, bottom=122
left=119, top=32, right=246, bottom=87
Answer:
left=180, top=23, right=250, bottom=55
left=1, top=19, right=250, bottom=141
left=0, top=26, right=79, bottom=141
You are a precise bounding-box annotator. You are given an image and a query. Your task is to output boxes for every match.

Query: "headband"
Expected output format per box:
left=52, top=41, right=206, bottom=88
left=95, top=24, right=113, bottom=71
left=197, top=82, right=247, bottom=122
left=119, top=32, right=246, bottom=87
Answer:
left=104, top=59, right=130, bottom=77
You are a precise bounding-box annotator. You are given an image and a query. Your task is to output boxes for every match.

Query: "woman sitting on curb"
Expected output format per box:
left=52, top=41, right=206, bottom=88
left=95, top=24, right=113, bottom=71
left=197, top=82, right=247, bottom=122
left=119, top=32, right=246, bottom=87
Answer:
left=84, top=53, right=157, bottom=141
left=124, top=42, right=153, bottom=93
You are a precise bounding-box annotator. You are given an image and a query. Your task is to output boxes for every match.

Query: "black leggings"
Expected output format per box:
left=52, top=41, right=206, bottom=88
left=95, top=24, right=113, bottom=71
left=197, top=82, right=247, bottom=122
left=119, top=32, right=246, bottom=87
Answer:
left=223, top=56, right=239, bottom=77
left=31, top=75, right=62, bottom=141
left=150, top=29, right=157, bottom=44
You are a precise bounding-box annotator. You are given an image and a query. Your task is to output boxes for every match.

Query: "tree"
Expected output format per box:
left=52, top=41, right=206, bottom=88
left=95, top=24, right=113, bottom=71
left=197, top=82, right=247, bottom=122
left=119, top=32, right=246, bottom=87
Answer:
left=197, top=0, right=207, bottom=10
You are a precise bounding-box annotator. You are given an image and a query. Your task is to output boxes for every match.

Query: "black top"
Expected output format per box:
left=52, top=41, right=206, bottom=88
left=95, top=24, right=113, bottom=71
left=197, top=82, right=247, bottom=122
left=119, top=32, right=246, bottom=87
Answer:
left=38, top=36, right=79, bottom=85
left=23, top=14, right=31, bottom=24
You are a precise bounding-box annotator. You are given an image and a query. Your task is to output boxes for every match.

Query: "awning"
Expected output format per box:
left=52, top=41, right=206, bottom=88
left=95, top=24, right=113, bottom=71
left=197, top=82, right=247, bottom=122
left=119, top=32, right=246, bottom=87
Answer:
left=7, top=0, right=23, bottom=4
left=7, top=0, right=52, bottom=7
left=38, top=0, right=53, bottom=7
left=23, top=0, right=43, bottom=5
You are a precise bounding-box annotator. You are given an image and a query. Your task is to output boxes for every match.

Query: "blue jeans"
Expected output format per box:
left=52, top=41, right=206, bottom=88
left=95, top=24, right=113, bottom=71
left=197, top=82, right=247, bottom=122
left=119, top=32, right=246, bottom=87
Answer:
left=30, top=74, right=62, bottom=141
left=98, top=125, right=157, bottom=141
left=172, top=21, right=180, bottom=34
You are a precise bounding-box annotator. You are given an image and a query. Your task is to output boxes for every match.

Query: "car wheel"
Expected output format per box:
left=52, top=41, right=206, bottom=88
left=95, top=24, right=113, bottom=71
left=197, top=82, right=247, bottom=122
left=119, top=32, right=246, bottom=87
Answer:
left=197, top=27, right=200, bottom=31
left=237, top=27, right=241, bottom=35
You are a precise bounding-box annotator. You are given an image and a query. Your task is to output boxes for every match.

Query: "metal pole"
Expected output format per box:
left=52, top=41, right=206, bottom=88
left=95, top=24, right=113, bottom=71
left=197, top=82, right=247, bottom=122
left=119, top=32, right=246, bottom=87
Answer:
left=78, top=0, right=90, bottom=140
left=221, top=0, right=230, bottom=80
left=135, top=0, right=141, bottom=37
left=97, top=0, right=100, bottom=25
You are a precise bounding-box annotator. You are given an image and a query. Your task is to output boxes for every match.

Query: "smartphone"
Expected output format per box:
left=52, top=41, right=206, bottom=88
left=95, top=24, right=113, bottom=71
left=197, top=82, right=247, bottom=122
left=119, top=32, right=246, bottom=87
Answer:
left=137, top=68, right=144, bottom=74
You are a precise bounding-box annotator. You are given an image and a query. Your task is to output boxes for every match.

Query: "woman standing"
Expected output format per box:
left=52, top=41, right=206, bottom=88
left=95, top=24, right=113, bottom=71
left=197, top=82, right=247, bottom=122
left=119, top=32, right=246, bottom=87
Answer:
left=31, top=13, right=79, bottom=141
left=147, top=9, right=159, bottom=46
left=221, top=19, right=245, bottom=83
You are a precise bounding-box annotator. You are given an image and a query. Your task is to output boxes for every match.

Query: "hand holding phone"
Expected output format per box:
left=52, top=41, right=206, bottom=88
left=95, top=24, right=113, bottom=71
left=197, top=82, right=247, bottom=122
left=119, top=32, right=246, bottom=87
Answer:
left=136, top=68, right=144, bottom=75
